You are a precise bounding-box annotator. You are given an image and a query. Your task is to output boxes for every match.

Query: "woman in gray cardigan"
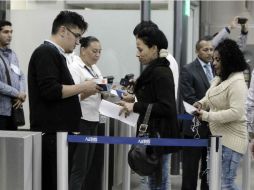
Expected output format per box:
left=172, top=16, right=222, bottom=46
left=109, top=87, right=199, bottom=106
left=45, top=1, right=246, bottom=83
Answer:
left=195, top=39, right=248, bottom=190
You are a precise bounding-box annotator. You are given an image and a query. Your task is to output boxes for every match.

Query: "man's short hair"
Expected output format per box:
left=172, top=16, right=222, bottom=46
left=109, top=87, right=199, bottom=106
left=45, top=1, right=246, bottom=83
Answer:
left=0, top=20, right=12, bottom=31
left=133, top=20, right=158, bottom=36
left=51, top=11, right=88, bottom=35
left=195, top=35, right=213, bottom=51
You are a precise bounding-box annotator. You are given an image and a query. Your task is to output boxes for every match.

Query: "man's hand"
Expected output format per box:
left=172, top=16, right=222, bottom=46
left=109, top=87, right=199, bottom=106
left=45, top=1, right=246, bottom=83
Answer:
left=17, top=92, right=26, bottom=102
left=80, top=80, right=100, bottom=100
left=228, top=16, right=238, bottom=31
left=12, top=99, right=23, bottom=109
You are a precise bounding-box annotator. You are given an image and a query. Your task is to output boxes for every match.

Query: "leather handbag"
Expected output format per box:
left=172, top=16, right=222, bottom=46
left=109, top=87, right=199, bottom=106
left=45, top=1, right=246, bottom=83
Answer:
left=0, top=55, right=25, bottom=126
left=128, top=104, right=161, bottom=176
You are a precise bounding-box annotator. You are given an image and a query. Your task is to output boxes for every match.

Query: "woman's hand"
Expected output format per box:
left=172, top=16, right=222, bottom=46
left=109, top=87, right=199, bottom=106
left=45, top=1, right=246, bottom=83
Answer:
left=122, top=92, right=135, bottom=103
left=117, top=101, right=134, bottom=118
left=195, top=109, right=204, bottom=121
left=193, top=102, right=202, bottom=110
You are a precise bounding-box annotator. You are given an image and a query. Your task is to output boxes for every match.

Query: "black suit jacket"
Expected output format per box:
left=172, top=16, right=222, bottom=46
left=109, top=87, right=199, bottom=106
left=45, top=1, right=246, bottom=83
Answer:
left=180, top=58, right=211, bottom=138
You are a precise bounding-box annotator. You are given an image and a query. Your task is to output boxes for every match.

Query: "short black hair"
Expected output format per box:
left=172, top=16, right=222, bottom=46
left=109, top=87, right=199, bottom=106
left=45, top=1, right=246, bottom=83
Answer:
left=136, top=27, right=168, bottom=50
left=51, top=11, right=88, bottom=35
left=195, top=35, right=213, bottom=51
left=133, top=20, right=158, bottom=36
left=0, top=20, right=12, bottom=31
left=80, top=36, right=99, bottom=48
left=215, top=39, right=247, bottom=81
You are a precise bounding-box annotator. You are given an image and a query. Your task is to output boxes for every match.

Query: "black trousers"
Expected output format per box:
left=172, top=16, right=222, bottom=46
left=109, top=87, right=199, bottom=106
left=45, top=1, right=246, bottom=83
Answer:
left=0, top=115, right=17, bottom=130
left=69, top=120, right=104, bottom=190
left=181, top=136, right=209, bottom=190
left=41, top=133, right=76, bottom=190
left=42, top=133, right=57, bottom=190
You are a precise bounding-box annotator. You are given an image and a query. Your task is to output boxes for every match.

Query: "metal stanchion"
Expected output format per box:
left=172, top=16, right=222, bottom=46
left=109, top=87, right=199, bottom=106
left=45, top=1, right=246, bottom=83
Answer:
left=103, top=117, right=110, bottom=190
left=242, top=142, right=251, bottom=190
left=57, top=132, right=68, bottom=190
left=123, top=124, right=131, bottom=190
left=209, top=136, right=222, bottom=190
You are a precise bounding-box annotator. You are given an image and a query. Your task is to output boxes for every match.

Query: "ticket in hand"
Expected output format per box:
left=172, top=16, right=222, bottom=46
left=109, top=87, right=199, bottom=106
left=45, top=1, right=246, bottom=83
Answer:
left=183, top=101, right=197, bottom=115
left=93, top=78, right=108, bottom=91
left=97, top=84, right=108, bottom=91
left=110, top=89, right=125, bottom=97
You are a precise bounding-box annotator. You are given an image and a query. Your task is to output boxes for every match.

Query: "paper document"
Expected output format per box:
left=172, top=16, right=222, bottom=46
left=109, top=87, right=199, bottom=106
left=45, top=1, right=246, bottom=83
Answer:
left=99, top=100, right=139, bottom=127
left=183, top=101, right=197, bottom=115
left=110, top=89, right=125, bottom=98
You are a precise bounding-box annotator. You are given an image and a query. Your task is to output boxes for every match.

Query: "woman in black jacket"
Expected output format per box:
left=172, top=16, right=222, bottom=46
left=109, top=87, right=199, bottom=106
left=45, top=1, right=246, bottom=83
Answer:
left=119, top=27, right=179, bottom=190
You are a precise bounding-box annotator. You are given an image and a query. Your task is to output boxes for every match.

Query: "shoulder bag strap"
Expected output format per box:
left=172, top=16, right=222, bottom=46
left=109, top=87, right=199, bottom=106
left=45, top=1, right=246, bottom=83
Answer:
left=138, top=104, right=153, bottom=136
left=0, top=55, right=12, bottom=86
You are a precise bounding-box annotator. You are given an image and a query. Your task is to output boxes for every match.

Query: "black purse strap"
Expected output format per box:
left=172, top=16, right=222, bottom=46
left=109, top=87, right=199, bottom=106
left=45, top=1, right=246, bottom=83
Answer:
left=0, top=54, right=12, bottom=86
left=138, top=104, right=153, bottom=136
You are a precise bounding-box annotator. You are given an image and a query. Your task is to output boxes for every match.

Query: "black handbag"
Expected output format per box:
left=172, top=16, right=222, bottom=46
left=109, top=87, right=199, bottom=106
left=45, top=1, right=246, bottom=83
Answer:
left=0, top=55, right=25, bottom=126
left=128, top=104, right=160, bottom=176
left=12, top=105, right=25, bottom=126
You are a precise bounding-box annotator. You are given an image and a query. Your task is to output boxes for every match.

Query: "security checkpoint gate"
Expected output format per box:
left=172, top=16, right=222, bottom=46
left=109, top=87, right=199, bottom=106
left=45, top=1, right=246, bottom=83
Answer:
left=0, top=131, right=41, bottom=190
left=57, top=132, right=223, bottom=190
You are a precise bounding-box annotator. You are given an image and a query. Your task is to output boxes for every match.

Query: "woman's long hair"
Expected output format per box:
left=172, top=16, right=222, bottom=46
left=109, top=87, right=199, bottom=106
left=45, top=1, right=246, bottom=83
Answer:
left=215, top=39, right=247, bottom=81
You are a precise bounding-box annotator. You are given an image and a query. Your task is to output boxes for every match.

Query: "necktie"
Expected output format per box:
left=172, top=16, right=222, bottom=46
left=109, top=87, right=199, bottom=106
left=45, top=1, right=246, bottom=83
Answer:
left=204, top=64, right=213, bottom=82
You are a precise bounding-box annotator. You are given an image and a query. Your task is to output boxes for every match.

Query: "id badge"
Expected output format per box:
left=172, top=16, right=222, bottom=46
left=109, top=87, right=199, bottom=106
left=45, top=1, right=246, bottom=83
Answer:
left=11, top=63, right=21, bottom=75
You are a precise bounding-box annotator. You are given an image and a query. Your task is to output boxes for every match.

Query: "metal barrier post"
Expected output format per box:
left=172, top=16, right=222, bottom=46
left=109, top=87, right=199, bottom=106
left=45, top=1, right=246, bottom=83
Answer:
left=242, top=142, right=251, bottom=190
left=103, top=117, right=110, bottom=190
left=57, top=132, right=68, bottom=190
left=123, top=125, right=131, bottom=190
left=209, top=136, right=222, bottom=189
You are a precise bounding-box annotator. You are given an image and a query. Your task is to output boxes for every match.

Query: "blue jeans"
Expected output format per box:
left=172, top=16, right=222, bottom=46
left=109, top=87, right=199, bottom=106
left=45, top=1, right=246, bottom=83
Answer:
left=221, top=146, right=243, bottom=190
left=140, top=154, right=171, bottom=190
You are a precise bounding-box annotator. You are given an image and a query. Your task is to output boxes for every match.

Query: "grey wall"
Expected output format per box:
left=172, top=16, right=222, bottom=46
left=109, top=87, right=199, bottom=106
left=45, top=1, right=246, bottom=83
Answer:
left=9, top=9, right=174, bottom=129
left=201, top=1, right=254, bottom=44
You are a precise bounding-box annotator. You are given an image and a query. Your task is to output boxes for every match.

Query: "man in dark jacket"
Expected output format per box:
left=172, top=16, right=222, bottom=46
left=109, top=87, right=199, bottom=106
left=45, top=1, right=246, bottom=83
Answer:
left=28, top=11, right=100, bottom=190
left=180, top=36, right=214, bottom=190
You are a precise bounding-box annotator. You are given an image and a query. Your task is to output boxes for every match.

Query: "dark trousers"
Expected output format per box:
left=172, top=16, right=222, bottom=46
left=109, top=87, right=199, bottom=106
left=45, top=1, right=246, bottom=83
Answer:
left=42, top=133, right=57, bottom=190
left=82, top=124, right=104, bottom=190
left=181, top=136, right=209, bottom=190
left=69, top=120, right=104, bottom=190
left=0, top=115, right=17, bottom=130
left=42, top=133, right=76, bottom=190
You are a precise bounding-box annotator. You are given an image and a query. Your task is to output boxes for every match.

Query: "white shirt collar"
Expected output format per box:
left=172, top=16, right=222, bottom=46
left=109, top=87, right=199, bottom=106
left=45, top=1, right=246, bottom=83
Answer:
left=45, top=39, right=65, bottom=56
left=197, top=57, right=211, bottom=68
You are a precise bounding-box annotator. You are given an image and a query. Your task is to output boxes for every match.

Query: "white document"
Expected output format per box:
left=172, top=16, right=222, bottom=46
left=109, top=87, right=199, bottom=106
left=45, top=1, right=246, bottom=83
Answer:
left=183, top=101, right=197, bottom=115
left=99, top=100, right=139, bottom=127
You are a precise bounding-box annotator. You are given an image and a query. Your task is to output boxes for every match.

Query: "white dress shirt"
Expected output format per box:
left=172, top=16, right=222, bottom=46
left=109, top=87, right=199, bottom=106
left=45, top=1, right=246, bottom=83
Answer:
left=167, top=53, right=179, bottom=100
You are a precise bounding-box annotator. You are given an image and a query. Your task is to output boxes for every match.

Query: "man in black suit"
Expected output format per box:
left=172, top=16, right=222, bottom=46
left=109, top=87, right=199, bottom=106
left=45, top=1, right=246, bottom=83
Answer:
left=180, top=36, right=214, bottom=190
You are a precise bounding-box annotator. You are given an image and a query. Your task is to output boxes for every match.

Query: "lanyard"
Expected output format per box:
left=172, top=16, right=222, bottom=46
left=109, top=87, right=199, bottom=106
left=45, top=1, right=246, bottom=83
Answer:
left=84, top=65, right=98, bottom=78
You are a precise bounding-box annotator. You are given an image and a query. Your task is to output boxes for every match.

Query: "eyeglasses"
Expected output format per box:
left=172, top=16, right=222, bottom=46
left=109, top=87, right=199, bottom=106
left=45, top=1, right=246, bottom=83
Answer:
left=66, top=27, right=82, bottom=40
